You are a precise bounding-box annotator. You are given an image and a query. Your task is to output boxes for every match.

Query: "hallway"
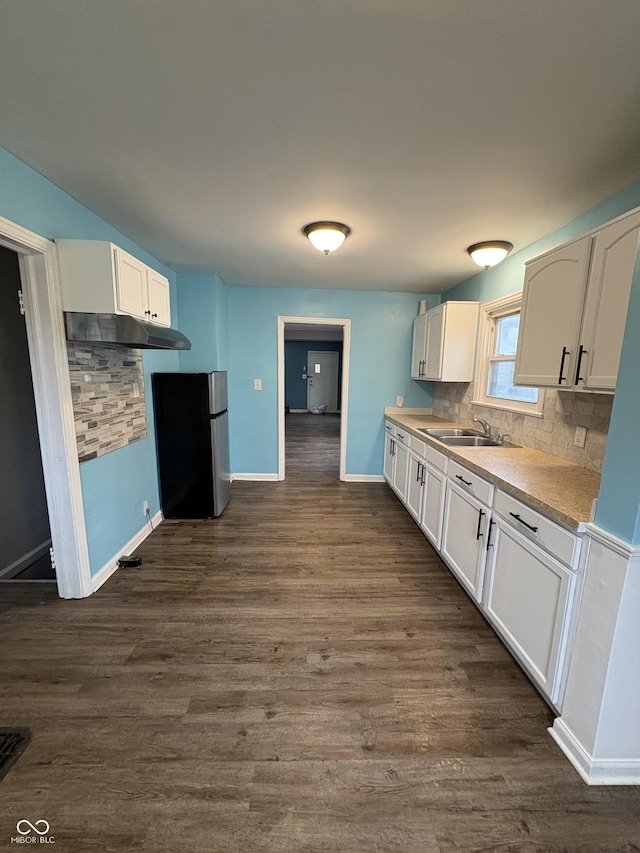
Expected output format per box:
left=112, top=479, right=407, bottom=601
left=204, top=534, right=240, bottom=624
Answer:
left=285, top=411, right=341, bottom=481
left=0, top=468, right=639, bottom=850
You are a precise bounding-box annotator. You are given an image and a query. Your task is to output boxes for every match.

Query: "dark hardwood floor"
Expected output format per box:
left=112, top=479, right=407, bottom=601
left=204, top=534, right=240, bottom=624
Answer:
left=1, top=415, right=639, bottom=850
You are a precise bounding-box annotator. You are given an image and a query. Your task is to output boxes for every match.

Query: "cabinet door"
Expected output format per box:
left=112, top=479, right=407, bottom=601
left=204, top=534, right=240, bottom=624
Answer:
left=579, top=211, right=640, bottom=390
left=113, top=248, right=148, bottom=320
left=146, top=270, right=171, bottom=327
left=514, top=236, right=591, bottom=388
left=441, top=480, right=489, bottom=602
left=420, top=463, right=446, bottom=549
left=484, top=518, right=575, bottom=705
left=423, top=305, right=445, bottom=380
left=406, top=453, right=425, bottom=520
left=383, top=431, right=395, bottom=485
left=411, top=313, right=428, bottom=379
left=391, top=439, right=409, bottom=502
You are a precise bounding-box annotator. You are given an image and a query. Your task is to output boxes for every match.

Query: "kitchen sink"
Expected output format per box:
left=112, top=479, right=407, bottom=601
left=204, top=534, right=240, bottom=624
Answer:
left=419, top=427, right=484, bottom=437
left=439, top=435, right=520, bottom=448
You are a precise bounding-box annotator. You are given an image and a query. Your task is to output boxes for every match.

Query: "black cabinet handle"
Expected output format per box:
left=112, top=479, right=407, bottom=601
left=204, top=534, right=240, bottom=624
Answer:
left=416, top=462, right=422, bottom=482
left=574, top=345, right=587, bottom=384
left=558, top=346, right=570, bottom=384
left=476, top=509, right=485, bottom=540
left=456, top=475, right=473, bottom=487
left=486, top=519, right=496, bottom=550
left=509, top=512, right=538, bottom=533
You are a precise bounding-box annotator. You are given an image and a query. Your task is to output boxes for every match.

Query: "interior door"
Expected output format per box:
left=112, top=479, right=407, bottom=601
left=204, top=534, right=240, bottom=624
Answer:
left=307, top=350, right=339, bottom=412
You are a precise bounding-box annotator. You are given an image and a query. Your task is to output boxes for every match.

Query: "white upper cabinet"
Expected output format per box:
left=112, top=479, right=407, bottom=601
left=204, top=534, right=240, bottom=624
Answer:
left=411, top=302, right=479, bottom=382
left=515, top=208, right=640, bottom=391
left=57, top=240, right=171, bottom=327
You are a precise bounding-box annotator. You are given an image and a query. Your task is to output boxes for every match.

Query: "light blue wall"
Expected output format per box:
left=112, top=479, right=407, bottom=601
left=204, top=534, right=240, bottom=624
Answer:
left=443, top=179, right=640, bottom=544
left=225, top=286, right=436, bottom=476
left=0, top=146, right=179, bottom=575
left=177, top=273, right=229, bottom=372
left=594, top=251, right=640, bottom=543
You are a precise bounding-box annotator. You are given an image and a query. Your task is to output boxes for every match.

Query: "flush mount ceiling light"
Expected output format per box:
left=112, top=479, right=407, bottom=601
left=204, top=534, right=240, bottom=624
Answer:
left=467, top=240, right=514, bottom=269
left=303, top=221, right=351, bottom=255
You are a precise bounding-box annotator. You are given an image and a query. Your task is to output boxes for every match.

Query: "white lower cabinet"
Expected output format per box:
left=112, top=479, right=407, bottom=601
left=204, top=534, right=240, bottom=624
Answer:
left=483, top=517, right=575, bottom=705
left=483, top=490, right=581, bottom=707
left=406, top=449, right=426, bottom=522
left=441, top=478, right=492, bottom=603
left=383, top=421, right=409, bottom=502
left=383, top=422, right=583, bottom=709
left=383, top=427, right=395, bottom=484
left=392, top=438, right=409, bottom=502
left=420, top=463, right=446, bottom=549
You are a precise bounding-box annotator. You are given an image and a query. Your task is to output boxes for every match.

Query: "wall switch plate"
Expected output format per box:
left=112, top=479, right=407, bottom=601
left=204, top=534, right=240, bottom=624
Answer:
left=396, top=396, right=404, bottom=407
left=574, top=425, right=587, bottom=448
left=302, top=374, right=307, bottom=379
left=253, top=378, right=262, bottom=391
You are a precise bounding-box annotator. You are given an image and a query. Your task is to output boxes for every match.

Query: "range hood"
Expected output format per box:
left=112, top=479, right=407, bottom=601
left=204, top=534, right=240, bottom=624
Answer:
left=65, top=312, right=191, bottom=351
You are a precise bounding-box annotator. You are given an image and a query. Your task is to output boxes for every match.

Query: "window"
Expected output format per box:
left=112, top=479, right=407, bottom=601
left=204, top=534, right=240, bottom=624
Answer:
left=473, top=292, right=543, bottom=416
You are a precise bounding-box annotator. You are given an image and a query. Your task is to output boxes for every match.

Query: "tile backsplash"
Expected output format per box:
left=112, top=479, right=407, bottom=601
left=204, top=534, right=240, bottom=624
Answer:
left=67, top=343, right=147, bottom=462
left=431, top=382, right=612, bottom=472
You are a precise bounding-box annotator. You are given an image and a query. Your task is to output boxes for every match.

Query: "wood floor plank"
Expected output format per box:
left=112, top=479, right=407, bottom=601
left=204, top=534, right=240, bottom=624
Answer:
left=0, top=413, right=639, bottom=850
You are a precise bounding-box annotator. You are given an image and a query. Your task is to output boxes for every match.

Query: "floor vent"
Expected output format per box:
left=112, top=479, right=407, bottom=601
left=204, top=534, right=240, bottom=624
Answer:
left=0, top=728, right=31, bottom=781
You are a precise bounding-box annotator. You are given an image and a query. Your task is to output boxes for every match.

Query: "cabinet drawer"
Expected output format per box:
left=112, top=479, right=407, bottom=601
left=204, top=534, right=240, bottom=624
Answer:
left=409, top=435, right=427, bottom=456
left=426, top=444, right=448, bottom=473
left=394, top=426, right=409, bottom=445
left=448, top=460, right=493, bottom=506
left=384, top=420, right=395, bottom=438
left=494, top=490, right=580, bottom=568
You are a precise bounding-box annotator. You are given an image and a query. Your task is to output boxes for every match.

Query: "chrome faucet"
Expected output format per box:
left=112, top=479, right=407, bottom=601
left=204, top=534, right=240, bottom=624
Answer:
left=473, top=417, right=492, bottom=437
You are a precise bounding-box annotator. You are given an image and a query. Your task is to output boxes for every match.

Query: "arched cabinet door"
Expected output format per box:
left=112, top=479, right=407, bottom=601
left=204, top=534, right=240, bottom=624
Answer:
left=515, top=236, right=591, bottom=389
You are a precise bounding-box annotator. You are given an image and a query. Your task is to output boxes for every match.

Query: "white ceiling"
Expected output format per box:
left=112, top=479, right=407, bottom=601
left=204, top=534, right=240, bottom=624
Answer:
left=2, top=1, right=640, bottom=293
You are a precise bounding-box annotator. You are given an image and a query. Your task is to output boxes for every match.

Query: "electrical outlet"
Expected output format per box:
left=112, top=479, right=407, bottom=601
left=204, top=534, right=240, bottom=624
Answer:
left=574, top=426, right=587, bottom=448
left=396, top=396, right=404, bottom=407
left=143, top=500, right=150, bottom=515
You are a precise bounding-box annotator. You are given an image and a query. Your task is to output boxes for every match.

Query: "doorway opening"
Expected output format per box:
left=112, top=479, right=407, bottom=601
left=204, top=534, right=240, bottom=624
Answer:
left=0, top=214, right=91, bottom=599
left=277, top=317, right=351, bottom=481
left=0, top=245, right=53, bottom=582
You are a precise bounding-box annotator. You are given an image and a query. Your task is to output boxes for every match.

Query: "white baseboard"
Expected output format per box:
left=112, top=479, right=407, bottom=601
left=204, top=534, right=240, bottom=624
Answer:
left=342, top=474, right=386, bottom=483
left=549, top=719, right=640, bottom=785
left=231, top=473, right=279, bottom=482
left=91, top=510, right=163, bottom=593
left=0, top=539, right=52, bottom=580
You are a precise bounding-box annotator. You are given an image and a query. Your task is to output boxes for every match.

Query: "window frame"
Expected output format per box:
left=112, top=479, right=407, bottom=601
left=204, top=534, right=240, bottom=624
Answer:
left=472, top=292, right=544, bottom=417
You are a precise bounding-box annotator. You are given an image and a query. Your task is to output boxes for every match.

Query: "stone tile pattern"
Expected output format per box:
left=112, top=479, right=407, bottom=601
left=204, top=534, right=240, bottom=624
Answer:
left=431, top=382, right=612, bottom=472
left=67, top=342, right=147, bottom=462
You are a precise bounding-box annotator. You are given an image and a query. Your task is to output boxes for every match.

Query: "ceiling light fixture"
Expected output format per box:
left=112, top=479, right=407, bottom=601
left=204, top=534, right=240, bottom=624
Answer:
left=303, top=221, right=351, bottom=255
left=467, top=240, right=514, bottom=269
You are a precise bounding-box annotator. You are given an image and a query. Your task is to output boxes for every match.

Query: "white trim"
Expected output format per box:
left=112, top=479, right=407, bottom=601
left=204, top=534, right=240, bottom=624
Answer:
left=584, top=521, right=640, bottom=559
left=91, top=510, right=163, bottom=593
left=0, top=215, right=92, bottom=599
left=342, top=474, right=386, bottom=483
left=549, top=719, right=640, bottom=785
left=277, top=316, right=351, bottom=481
left=231, top=472, right=279, bottom=482
left=288, top=408, right=308, bottom=413
left=0, top=540, right=51, bottom=580
left=473, top=291, right=545, bottom=417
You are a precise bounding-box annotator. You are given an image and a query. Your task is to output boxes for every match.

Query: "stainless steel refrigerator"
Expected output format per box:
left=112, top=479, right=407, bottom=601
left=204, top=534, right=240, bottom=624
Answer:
left=152, top=371, right=230, bottom=518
